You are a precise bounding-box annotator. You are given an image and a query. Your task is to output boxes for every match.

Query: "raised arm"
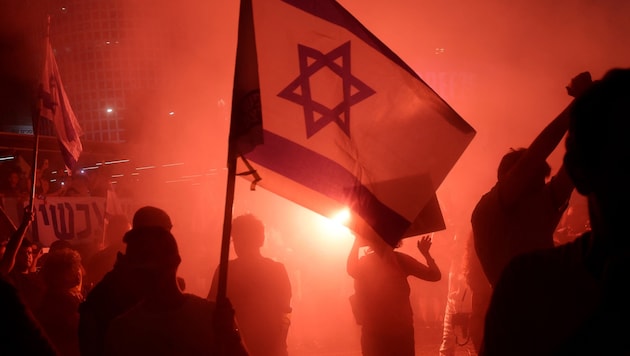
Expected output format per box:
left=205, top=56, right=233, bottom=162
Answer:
left=400, top=235, right=441, bottom=282
left=0, top=206, right=35, bottom=276
left=499, top=72, right=593, bottom=207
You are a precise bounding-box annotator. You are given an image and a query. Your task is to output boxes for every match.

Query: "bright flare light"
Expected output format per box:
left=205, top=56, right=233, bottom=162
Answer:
left=332, top=208, right=350, bottom=225
left=311, top=208, right=354, bottom=258
left=320, top=208, right=352, bottom=238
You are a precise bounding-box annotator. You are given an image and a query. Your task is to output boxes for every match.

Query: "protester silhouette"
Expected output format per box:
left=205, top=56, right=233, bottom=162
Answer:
left=347, top=234, right=441, bottom=355
left=0, top=206, right=35, bottom=277
left=0, top=169, right=29, bottom=200
left=480, top=68, right=630, bottom=355
left=439, top=231, right=489, bottom=356
left=0, top=275, right=57, bottom=355
left=471, top=72, right=593, bottom=288
left=5, top=236, right=45, bottom=312
left=105, top=226, right=247, bottom=355
left=78, top=206, right=173, bottom=356
left=208, top=213, right=292, bottom=356
left=35, top=247, right=84, bottom=356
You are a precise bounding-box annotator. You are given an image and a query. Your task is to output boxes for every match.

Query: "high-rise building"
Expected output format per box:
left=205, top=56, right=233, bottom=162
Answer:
left=48, top=0, right=171, bottom=143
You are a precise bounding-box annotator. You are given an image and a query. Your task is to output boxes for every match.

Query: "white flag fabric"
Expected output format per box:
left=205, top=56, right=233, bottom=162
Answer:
left=231, top=0, right=476, bottom=246
left=39, top=38, right=83, bottom=174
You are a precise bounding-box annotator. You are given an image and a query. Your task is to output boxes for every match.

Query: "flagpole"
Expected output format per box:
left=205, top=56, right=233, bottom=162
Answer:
left=213, top=148, right=241, bottom=356
left=29, top=111, right=41, bottom=211
left=29, top=16, right=51, bottom=212
left=217, top=151, right=237, bottom=304
left=216, top=0, right=257, bottom=306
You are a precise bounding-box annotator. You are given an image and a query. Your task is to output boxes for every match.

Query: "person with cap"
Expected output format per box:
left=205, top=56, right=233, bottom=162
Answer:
left=131, top=206, right=173, bottom=231
left=78, top=206, right=174, bottom=356
left=105, top=226, right=247, bottom=355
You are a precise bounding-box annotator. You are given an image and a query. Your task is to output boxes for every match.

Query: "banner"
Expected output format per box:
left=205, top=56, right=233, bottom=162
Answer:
left=34, top=196, right=106, bottom=247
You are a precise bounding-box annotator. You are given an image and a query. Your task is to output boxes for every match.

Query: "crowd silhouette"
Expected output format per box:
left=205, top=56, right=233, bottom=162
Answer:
left=481, top=68, right=630, bottom=355
left=0, top=68, right=628, bottom=355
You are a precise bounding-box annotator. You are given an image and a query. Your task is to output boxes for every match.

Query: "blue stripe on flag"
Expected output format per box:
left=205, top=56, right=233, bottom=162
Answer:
left=246, top=130, right=411, bottom=241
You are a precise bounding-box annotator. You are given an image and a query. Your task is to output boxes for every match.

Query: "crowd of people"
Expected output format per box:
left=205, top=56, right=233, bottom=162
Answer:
left=0, top=160, right=111, bottom=200
left=0, top=67, right=628, bottom=355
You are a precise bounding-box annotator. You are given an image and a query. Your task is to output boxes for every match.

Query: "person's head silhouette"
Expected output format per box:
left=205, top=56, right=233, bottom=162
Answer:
left=132, top=206, right=172, bottom=231
left=122, top=226, right=181, bottom=294
left=564, top=68, right=630, bottom=234
left=231, top=214, right=265, bottom=258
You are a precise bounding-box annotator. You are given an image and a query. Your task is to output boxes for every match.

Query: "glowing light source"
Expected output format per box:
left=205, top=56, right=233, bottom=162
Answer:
left=319, top=208, right=352, bottom=238
left=106, top=108, right=113, bottom=113
left=332, top=208, right=351, bottom=225
left=0, top=156, right=14, bottom=161
left=303, top=207, right=354, bottom=257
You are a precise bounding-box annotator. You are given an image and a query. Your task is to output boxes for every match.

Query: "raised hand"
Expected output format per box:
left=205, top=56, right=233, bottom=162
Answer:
left=416, top=234, right=433, bottom=256
left=19, top=205, right=35, bottom=229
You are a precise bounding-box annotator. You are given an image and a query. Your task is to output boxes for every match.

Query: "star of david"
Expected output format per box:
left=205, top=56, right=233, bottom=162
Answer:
left=278, top=41, right=375, bottom=138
